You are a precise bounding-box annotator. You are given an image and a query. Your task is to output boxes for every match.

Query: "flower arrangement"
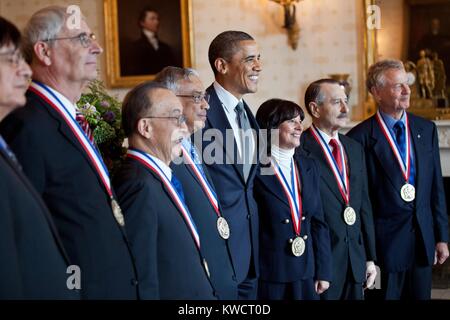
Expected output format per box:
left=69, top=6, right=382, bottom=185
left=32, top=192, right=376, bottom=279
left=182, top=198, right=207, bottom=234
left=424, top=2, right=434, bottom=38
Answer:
left=76, top=80, right=126, bottom=177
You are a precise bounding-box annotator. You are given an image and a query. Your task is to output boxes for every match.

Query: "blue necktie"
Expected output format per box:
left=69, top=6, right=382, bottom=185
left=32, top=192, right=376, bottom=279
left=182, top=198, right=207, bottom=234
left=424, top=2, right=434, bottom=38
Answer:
left=393, top=121, right=406, bottom=164
left=171, top=174, right=186, bottom=203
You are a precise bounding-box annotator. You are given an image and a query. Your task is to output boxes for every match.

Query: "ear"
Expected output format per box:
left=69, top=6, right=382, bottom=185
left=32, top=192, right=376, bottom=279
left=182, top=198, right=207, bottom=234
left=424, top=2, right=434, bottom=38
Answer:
left=214, top=58, right=228, bottom=75
left=34, top=42, right=52, bottom=66
left=309, top=102, right=321, bottom=119
left=136, top=118, right=152, bottom=139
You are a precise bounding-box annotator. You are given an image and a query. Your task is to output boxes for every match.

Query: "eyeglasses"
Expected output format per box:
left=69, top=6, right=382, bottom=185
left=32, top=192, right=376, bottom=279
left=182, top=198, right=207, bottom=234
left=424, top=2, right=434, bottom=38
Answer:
left=0, top=49, right=24, bottom=67
left=143, top=114, right=186, bottom=127
left=44, top=32, right=97, bottom=48
left=176, top=92, right=210, bottom=104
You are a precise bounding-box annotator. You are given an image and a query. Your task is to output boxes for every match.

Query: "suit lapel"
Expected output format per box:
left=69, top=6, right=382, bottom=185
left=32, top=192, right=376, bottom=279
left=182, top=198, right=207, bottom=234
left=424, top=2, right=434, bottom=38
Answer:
left=301, top=130, right=343, bottom=203
left=340, top=135, right=357, bottom=205
left=205, top=85, right=245, bottom=183
left=0, top=150, right=72, bottom=264
left=370, top=115, right=405, bottom=191
left=257, top=165, right=290, bottom=207
left=408, top=114, right=425, bottom=205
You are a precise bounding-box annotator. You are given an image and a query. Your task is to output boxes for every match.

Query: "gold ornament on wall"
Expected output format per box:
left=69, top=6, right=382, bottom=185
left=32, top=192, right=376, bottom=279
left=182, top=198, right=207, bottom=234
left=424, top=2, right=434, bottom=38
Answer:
left=270, top=0, right=302, bottom=50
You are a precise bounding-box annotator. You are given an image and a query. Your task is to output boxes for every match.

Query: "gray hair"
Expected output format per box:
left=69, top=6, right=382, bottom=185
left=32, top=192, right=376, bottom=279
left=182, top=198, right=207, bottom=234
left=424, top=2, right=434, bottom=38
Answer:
left=22, top=6, right=69, bottom=63
left=154, top=66, right=200, bottom=92
left=366, top=59, right=405, bottom=91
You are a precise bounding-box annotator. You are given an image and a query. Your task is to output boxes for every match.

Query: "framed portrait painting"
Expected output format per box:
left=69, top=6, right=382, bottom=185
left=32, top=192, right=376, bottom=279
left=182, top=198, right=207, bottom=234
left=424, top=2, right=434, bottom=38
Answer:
left=104, top=0, right=193, bottom=87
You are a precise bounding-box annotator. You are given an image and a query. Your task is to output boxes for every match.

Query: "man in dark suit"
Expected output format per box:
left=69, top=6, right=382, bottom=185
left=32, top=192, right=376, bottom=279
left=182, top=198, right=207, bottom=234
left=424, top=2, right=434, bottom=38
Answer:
left=347, top=59, right=449, bottom=299
left=121, top=7, right=176, bottom=76
left=298, top=79, right=377, bottom=300
left=199, top=31, right=262, bottom=299
left=0, top=16, right=78, bottom=300
left=0, top=6, right=138, bottom=299
left=154, top=66, right=238, bottom=299
left=113, top=81, right=216, bottom=299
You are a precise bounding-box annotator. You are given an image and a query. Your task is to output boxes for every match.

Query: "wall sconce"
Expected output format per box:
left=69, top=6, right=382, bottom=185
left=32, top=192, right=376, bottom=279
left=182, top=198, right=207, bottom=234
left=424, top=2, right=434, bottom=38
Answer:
left=270, top=0, right=302, bottom=50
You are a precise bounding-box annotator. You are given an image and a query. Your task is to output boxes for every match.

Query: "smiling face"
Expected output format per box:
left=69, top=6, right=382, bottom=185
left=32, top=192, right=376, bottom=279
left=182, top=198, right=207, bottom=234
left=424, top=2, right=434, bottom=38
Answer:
left=219, top=40, right=262, bottom=99
left=47, top=19, right=102, bottom=88
left=277, top=115, right=304, bottom=150
left=176, top=75, right=209, bottom=134
left=0, top=43, right=32, bottom=120
left=311, top=83, right=349, bottom=134
left=372, top=68, right=411, bottom=116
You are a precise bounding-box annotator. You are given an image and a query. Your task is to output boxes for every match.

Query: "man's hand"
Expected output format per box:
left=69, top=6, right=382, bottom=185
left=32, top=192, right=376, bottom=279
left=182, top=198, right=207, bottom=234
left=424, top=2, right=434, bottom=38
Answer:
left=434, top=242, right=449, bottom=265
left=315, top=280, right=330, bottom=294
left=364, top=261, right=377, bottom=289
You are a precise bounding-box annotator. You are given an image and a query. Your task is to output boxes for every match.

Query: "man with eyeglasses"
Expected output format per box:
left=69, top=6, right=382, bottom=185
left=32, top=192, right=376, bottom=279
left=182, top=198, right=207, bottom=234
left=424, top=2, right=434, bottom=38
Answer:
left=0, top=6, right=139, bottom=299
left=154, top=67, right=238, bottom=299
left=113, top=81, right=216, bottom=299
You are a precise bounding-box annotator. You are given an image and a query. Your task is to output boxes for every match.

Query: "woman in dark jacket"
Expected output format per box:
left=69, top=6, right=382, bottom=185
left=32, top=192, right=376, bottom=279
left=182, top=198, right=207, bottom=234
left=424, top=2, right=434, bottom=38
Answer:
left=254, top=98, right=332, bottom=300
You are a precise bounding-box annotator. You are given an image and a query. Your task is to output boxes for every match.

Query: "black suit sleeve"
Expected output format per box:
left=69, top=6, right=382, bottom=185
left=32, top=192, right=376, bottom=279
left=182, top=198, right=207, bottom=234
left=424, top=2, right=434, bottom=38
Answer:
left=115, top=178, right=160, bottom=299
left=430, top=123, right=449, bottom=243
left=359, top=147, right=377, bottom=261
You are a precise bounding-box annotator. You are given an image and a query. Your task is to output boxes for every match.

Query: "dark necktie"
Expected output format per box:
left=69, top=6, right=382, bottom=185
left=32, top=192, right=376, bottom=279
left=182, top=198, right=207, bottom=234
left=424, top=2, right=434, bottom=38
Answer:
left=234, top=101, right=252, bottom=181
left=393, top=121, right=406, bottom=163
left=329, top=139, right=343, bottom=175
left=171, top=174, right=186, bottom=203
left=76, top=112, right=95, bottom=145
left=0, top=134, right=20, bottom=168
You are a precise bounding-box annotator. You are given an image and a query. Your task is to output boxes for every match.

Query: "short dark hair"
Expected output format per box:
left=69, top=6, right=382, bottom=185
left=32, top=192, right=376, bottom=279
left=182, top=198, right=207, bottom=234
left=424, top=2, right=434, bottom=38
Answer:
left=208, top=30, right=254, bottom=75
left=256, top=98, right=305, bottom=154
left=122, top=81, right=168, bottom=137
left=0, top=16, right=21, bottom=49
left=138, top=6, right=158, bottom=24
left=304, top=78, right=340, bottom=115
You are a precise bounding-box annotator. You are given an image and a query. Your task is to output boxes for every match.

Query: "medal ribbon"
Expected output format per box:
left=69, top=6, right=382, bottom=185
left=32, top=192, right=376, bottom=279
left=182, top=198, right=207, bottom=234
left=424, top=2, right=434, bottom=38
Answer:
left=181, top=145, right=221, bottom=217
left=272, top=159, right=303, bottom=236
left=310, top=126, right=350, bottom=205
left=29, top=81, right=114, bottom=200
left=127, top=148, right=200, bottom=249
left=375, top=111, right=411, bottom=183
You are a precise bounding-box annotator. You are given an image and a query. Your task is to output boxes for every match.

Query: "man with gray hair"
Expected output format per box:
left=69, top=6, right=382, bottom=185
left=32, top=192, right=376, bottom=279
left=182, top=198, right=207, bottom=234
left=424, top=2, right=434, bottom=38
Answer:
left=0, top=6, right=138, bottom=299
left=347, top=59, right=449, bottom=299
left=154, top=66, right=238, bottom=299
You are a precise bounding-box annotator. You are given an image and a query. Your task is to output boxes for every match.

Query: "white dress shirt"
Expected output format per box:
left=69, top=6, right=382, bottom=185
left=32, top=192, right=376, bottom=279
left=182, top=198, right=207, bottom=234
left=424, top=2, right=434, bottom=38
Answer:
left=142, top=29, right=159, bottom=50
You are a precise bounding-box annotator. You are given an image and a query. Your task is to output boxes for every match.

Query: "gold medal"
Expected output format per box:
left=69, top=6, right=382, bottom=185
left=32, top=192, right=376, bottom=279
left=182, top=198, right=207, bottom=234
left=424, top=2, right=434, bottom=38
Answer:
left=343, top=206, right=356, bottom=225
left=400, top=183, right=415, bottom=202
left=111, top=198, right=125, bottom=227
left=217, top=216, right=230, bottom=240
left=291, top=236, right=305, bottom=257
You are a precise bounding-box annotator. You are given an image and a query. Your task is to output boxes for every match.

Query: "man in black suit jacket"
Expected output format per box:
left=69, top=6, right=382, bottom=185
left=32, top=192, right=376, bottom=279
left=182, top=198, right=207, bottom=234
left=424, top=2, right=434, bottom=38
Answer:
left=121, top=7, right=176, bottom=76
left=154, top=67, right=238, bottom=299
left=113, top=81, right=216, bottom=299
left=198, top=31, right=262, bottom=299
left=347, top=59, right=449, bottom=299
left=0, top=16, right=78, bottom=299
left=0, top=7, right=138, bottom=299
left=298, top=79, right=377, bottom=300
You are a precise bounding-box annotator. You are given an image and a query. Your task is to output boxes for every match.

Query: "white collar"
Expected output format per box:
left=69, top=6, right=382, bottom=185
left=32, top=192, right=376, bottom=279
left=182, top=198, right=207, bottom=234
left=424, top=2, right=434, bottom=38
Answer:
left=315, top=126, right=340, bottom=146
left=44, top=85, right=78, bottom=119
left=145, top=151, right=172, bottom=181
left=142, top=29, right=157, bottom=39
left=213, top=81, right=242, bottom=114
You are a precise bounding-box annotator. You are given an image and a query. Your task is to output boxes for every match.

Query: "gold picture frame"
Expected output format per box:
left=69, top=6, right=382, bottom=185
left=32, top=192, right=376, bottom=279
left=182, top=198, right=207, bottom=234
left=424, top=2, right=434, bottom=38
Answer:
left=104, top=0, right=194, bottom=88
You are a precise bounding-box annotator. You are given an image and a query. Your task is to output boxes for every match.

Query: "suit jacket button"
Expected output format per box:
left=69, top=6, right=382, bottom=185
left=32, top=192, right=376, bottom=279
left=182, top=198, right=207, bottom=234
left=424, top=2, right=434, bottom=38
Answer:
left=303, top=235, right=308, bottom=240
left=284, top=219, right=290, bottom=224
left=247, top=214, right=251, bottom=219
left=288, top=238, right=293, bottom=243
left=301, top=216, right=306, bottom=221
left=131, top=279, right=138, bottom=286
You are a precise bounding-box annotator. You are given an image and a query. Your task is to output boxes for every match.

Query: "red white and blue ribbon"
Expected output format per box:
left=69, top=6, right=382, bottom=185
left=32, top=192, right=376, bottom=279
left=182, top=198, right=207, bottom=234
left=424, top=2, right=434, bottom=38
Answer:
left=272, top=159, right=303, bottom=236
left=375, top=111, right=411, bottom=183
left=310, top=126, right=350, bottom=205
left=181, top=145, right=221, bottom=217
left=127, top=148, right=200, bottom=249
left=29, top=81, right=114, bottom=199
